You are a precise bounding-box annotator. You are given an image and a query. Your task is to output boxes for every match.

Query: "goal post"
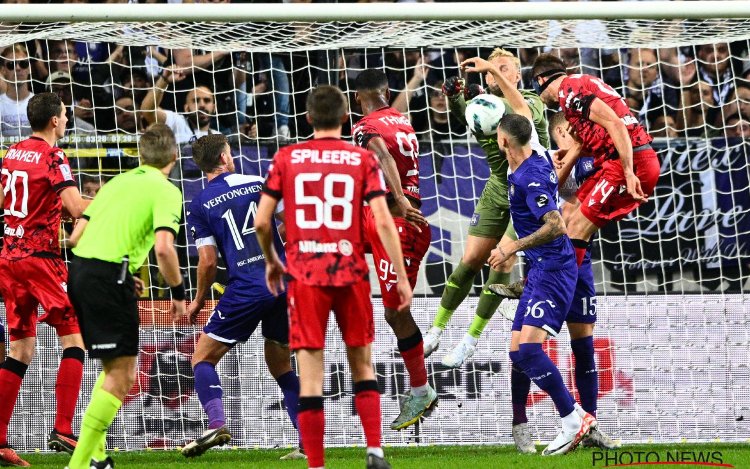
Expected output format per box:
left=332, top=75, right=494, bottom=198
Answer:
left=1, top=2, right=750, bottom=452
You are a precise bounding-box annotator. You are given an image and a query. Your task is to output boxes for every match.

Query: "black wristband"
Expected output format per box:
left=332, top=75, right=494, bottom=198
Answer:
left=170, top=282, right=186, bottom=301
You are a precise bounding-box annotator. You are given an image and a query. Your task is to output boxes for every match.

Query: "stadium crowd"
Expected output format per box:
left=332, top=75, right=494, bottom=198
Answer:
left=2, top=40, right=750, bottom=150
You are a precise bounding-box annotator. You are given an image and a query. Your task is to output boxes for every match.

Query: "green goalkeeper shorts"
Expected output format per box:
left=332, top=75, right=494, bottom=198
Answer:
left=468, top=175, right=512, bottom=239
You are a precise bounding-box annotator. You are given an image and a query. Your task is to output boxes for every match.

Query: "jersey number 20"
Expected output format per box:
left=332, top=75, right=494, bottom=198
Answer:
left=2, top=169, right=29, bottom=218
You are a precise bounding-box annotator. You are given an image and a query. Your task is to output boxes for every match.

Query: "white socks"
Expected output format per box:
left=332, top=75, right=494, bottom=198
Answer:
left=561, top=409, right=583, bottom=434
left=463, top=333, right=478, bottom=347
left=367, top=447, right=384, bottom=458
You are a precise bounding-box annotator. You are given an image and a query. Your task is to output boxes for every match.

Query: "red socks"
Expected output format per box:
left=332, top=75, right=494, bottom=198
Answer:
left=298, top=397, right=324, bottom=467
left=571, top=239, right=590, bottom=267
left=398, top=332, right=428, bottom=389
left=0, top=358, right=28, bottom=446
left=55, top=347, right=85, bottom=435
left=354, top=381, right=381, bottom=449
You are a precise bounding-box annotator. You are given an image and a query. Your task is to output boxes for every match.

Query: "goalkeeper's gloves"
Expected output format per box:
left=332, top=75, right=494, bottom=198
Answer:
left=442, top=76, right=464, bottom=97
left=464, top=83, right=485, bottom=101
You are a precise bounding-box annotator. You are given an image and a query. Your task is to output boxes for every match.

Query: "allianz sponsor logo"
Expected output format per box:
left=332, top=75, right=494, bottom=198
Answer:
left=4, top=225, right=24, bottom=238
left=298, top=239, right=353, bottom=256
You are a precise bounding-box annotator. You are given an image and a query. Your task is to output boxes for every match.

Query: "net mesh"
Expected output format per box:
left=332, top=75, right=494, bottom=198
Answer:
left=0, top=17, right=749, bottom=450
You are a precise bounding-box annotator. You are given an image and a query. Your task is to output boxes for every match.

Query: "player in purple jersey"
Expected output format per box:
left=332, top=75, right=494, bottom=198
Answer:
left=181, top=134, right=303, bottom=460
left=491, top=112, right=618, bottom=453
left=487, top=114, right=595, bottom=456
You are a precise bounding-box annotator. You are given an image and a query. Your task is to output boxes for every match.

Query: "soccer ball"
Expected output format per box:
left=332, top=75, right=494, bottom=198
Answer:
left=465, top=93, right=506, bottom=137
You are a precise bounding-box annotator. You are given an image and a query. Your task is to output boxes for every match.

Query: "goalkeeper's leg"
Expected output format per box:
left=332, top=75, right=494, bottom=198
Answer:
left=425, top=235, right=497, bottom=357
left=442, top=232, right=518, bottom=368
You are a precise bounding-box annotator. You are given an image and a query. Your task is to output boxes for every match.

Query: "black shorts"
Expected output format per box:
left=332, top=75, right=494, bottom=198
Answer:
left=68, top=256, right=139, bottom=359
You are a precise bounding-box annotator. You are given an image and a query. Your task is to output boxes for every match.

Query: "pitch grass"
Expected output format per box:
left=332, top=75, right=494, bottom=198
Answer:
left=22, top=444, right=750, bottom=468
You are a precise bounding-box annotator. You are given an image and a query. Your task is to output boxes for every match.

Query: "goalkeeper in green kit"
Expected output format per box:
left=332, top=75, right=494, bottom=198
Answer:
left=424, top=48, right=549, bottom=368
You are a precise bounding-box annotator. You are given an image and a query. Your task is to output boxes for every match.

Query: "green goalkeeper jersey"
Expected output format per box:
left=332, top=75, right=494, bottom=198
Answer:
left=448, top=89, right=549, bottom=180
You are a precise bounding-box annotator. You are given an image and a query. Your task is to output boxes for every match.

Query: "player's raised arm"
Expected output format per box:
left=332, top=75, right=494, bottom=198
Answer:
left=460, top=56, right=531, bottom=120
left=586, top=98, right=646, bottom=201
left=254, top=193, right=285, bottom=297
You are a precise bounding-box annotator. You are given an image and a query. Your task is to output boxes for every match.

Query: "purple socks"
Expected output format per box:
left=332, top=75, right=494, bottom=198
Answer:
left=275, top=371, right=300, bottom=430
left=571, top=336, right=598, bottom=417
left=514, top=343, right=576, bottom=418
left=194, top=361, right=226, bottom=429
left=509, top=351, right=531, bottom=425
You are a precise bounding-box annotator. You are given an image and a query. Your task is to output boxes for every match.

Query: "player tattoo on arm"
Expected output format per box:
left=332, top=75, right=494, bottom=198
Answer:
left=489, top=210, right=566, bottom=270
left=515, top=210, right=567, bottom=252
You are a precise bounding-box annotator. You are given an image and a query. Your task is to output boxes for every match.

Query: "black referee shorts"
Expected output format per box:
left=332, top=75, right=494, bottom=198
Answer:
left=68, top=256, right=139, bottom=359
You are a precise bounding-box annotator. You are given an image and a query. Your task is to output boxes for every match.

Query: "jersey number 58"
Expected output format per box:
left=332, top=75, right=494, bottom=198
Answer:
left=295, top=172, right=354, bottom=230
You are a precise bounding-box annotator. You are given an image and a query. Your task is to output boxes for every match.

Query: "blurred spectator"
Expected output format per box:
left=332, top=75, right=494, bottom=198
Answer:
left=696, top=43, right=735, bottom=126
left=112, top=96, right=142, bottom=135
left=725, top=113, right=750, bottom=140
left=117, top=67, right=149, bottom=106
left=624, top=48, right=678, bottom=135
left=0, top=43, right=33, bottom=138
left=47, top=71, right=96, bottom=135
left=555, top=48, right=583, bottom=74
left=413, top=82, right=467, bottom=142
left=391, top=60, right=466, bottom=142
left=392, top=56, right=428, bottom=115
left=171, top=47, right=236, bottom=130
left=682, top=80, right=720, bottom=136
left=80, top=174, right=105, bottom=200
left=722, top=81, right=750, bottom=123
left=258, top=53, right=292, bottom=139
left=235, top=52, right=292, bottom=140
left=141, top=66, right=219, bottom=144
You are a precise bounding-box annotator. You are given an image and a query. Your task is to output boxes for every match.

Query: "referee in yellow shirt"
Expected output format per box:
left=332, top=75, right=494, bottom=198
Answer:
left=66, top=123, right=187, bottom=469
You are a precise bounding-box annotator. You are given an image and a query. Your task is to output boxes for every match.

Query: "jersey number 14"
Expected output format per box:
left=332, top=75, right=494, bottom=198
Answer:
left=221, top=201, right=257, bottom=251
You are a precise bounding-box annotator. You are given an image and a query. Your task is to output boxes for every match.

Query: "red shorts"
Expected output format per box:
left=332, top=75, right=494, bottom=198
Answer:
left=287, top=279, right=373, bottom=350
left=0, top=256, right=79, bottom=341
left=577, top=148, right=660, bottom=228
left=363, top=206, right=431, bottom=310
